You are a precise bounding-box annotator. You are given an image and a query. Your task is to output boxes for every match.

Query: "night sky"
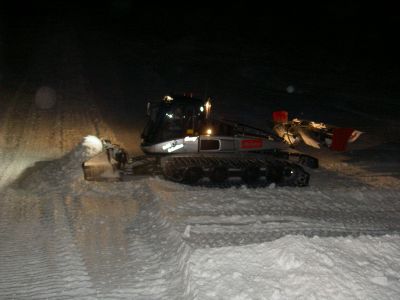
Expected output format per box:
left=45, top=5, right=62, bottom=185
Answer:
left=1, top=2, right=400, bottom=102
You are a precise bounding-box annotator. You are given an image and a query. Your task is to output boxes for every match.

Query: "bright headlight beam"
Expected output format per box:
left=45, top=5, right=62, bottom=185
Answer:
left=205, top=99, right=212, bottom=119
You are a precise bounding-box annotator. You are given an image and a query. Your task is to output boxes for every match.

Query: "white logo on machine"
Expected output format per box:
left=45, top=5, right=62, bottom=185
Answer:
left=162, top=140, right=184, bottom=152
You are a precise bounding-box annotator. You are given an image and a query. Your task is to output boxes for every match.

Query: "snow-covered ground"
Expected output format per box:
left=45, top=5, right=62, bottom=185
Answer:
left=189, top=236, right=400, bottom=299
left=1, top=29, right=400, bottom=299
left=190, top=235, right=400, bottom=300
left=1, top=136, right=399, bottom=299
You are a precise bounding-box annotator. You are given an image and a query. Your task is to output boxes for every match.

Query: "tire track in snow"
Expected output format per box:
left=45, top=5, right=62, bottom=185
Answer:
left=54, top=30, right=118, bottom=151
left=0, top=29, right=118, bottom=190
left=186, top=219, right=400, bottom=248
left=0, top=83, right=33, bottom=189
left=57, top=77, right=117, bottom=151
left=1, top=177, right=195, bottom=298
left=149, top=179, right=400, bottom=248
left=0, top=191, right=97, bottom=300
left=83, top=184, right=194, bottom=299
left=0, top=29, right=124, bottom=299
left=0, top=90, right=67, bottom=190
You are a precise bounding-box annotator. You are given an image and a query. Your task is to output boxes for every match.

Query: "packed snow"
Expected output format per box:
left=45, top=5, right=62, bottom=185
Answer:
left=1, top=28, right=400, bottom=300
left=190, top=235, right=400, bottom=300
left=1, top=98, right=400, bottom=299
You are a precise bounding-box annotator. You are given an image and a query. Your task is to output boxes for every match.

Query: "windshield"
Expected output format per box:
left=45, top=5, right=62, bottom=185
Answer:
left=141, top=100, right=205, bottom=145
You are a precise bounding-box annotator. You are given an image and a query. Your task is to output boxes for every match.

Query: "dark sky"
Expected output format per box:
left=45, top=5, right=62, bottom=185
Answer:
left=1, top=2, right=399, bottom=88
left=2, top=2, right=398, bottom=40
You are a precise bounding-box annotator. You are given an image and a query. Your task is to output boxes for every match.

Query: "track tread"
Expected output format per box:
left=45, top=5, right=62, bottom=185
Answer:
left=161, top=154, right=310, bottom=187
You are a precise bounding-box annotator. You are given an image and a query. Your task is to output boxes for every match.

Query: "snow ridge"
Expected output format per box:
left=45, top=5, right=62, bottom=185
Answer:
left=0, top=190, right=97, bottom=300
left=149, top=179, right=400, bottom=248
left=189, top=235, right=400, bottom=300
left=10, top=135, right=103, bottom=192
left=98, top=185, right=194, bottom=299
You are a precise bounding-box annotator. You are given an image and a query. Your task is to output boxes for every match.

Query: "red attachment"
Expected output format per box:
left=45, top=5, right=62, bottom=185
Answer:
left=330, top=128, right=354, bottom=151
left=272, top=111, right=288, bottom=123
left=241, top=139, right=263, bottom=149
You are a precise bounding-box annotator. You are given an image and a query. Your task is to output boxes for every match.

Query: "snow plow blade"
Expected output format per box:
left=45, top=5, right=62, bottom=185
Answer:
left=82, top=149, right=121, bottom=181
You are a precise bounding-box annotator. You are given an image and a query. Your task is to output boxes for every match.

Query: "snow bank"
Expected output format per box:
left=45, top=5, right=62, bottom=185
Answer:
left=190, top=235, right=400, bottom=300
left=12, top=135, right=103, bottom=191
left=56, top=135, right=104, bottom=183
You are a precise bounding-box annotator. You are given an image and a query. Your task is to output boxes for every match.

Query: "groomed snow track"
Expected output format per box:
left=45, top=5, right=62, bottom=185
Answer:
left=2, top=176, right=400, bottom=299
left=148, top=180, right=400, bottom=249
left=185, top=217, right=399, bottom=248
left=100, top=187, right=193, bottom=299
left=0, top=183, right=195, bottom=300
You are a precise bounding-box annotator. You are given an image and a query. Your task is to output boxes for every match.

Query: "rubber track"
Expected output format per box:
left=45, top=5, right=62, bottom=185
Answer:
left=161, top=154, right=309, bottom=187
